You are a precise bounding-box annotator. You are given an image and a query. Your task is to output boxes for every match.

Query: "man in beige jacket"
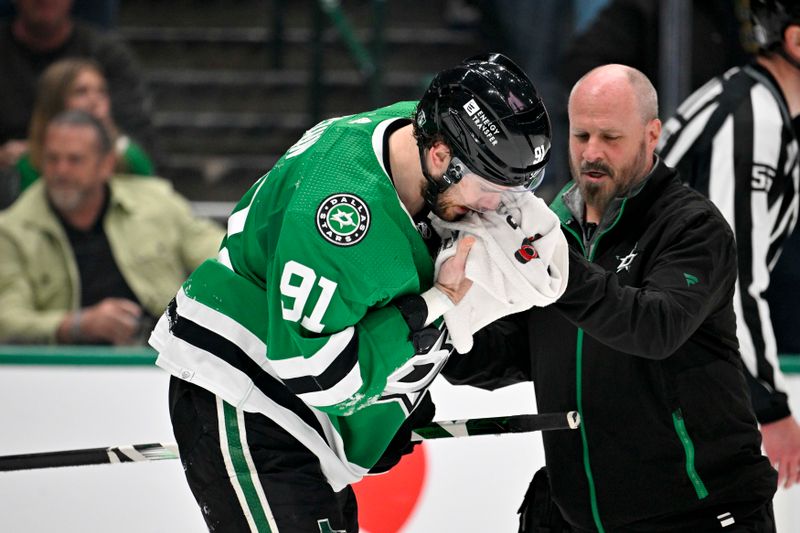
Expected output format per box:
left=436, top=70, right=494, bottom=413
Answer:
left=0, top=110, right=223, bottom=345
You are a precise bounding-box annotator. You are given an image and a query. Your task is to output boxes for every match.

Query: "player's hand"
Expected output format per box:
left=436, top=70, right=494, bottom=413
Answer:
left=761, top=415, right=800, bottom=489
left=80, top=298, right=144, bottom=345
left=435, top=236, right=475, bottom=304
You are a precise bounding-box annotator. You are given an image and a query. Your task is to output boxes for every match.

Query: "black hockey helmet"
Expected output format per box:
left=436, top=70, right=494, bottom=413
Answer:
left=751, top=0, right=800, bottom=51
left=415, top=53, right=551, bottom=192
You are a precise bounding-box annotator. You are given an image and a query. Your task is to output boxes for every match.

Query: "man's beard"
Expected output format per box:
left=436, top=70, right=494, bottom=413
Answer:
left=47, top=185, right=86, bottom=213
left=420, top=176, right=457, bottom=221
left=573, top=140, right=649, bottom=216
left=577, top=160, right=616, bottom=216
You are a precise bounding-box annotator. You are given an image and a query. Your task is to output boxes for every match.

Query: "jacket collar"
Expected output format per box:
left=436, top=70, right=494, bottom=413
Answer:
left=551, top=156, right=677, bottom=245
left=12, top=176, right=134, bottom=234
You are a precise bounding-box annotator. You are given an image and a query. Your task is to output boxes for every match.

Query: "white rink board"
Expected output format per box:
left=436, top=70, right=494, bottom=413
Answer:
left=0, top=365, right=797, bottom=533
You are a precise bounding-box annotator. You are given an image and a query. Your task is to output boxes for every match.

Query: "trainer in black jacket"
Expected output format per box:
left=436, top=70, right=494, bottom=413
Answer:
left=444, top=65, right=777, bottom=532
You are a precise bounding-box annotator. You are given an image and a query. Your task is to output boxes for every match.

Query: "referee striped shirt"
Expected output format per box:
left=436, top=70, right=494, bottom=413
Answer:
left=658, top=63, right=800, bottom=422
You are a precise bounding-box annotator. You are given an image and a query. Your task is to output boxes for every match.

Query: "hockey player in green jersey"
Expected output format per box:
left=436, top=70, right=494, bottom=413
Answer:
left=149, top=53, right=552, bottom=532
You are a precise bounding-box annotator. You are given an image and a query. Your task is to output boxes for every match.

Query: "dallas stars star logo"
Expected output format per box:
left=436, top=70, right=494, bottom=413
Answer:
left=616, top=242, right=639, bottom=273
left=316, top=193, right=371, bottom=246
left=329, top=208, right=357, bottom=230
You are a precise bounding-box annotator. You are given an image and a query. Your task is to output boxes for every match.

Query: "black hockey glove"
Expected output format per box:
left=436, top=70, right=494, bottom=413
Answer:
left=368, top=391, right=435, bottom=474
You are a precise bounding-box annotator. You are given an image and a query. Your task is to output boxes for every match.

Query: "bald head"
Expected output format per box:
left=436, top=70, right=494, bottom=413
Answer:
left=567, top=64, right=662, bottom=223
left=570, top=64, right=659, bottom=123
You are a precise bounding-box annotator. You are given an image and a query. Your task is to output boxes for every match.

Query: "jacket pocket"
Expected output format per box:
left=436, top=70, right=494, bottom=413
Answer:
left=28, top=251, right=73, bottom=310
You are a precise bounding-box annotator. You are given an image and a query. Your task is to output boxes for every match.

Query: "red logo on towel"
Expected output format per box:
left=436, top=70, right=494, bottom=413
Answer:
left=515, top=234, right=542, bottom=264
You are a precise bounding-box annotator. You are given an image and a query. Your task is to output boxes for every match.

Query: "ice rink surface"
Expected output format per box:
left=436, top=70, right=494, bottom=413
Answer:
left=0, top=365, right=797, bottom=532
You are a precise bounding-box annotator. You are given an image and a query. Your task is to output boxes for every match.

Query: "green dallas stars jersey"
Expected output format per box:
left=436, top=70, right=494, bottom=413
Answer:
left=149, top=101, right=451, bottom=490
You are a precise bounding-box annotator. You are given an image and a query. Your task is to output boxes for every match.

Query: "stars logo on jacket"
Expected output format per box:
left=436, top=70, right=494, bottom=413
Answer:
left=616, top=242, right=639, bottom=273
left=316, top=193, right=371, bottom=246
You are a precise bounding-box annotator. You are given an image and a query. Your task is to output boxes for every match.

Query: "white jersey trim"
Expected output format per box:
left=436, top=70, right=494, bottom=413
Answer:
left=297, top=363, right=364, bottom=409
left=269, top=327, right=355, bottom=379
left=176, top=288, right=272, bottom=373
left=228, top=173, right=270, bottom=237
left=151, top=315, right=368, bottom=491
left=372, top=117, right=418, bottom=226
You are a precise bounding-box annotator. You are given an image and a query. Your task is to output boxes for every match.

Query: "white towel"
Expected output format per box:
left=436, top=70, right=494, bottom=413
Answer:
left=432, top=192, right=569, bottom=353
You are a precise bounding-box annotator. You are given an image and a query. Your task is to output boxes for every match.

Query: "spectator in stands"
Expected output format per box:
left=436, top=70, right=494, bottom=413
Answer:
left=659, top=0, right=800, bottom=490
left=444, top=64, right=777, bottom=532
left=0, top=110, right=222, bottom=345
left=16, top=58, right=154, bottom=192
left=0, top=0, right=154, bottom=172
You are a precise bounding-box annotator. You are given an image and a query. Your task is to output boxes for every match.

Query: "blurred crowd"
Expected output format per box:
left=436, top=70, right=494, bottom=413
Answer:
left=0, top=0, right=222, bottom=346
left=5, top=0, right=788, bottom=347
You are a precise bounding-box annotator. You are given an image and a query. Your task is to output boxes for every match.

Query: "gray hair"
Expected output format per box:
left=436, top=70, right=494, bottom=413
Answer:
left=47, top=109, right=114, bottom=155
left=624, top=67, right=659, bottom=122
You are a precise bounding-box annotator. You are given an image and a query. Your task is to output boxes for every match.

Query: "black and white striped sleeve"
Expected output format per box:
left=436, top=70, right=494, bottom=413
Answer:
left=659, top=66, right=800, bottom=422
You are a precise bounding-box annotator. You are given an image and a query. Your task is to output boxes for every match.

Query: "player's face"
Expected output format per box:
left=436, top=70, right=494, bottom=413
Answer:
left=568, top=80, right=660, bottom=217
left=42, top=124, right=114, bottom=214
left=432, top=172, right=506, bottom=221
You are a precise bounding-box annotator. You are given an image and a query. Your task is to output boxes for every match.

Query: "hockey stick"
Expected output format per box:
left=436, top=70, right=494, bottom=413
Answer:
left=410, top=411, right=580, bottom=441
left=0, top=442, right=181, bottom=472
left=0, top=412, right=579, bottom=472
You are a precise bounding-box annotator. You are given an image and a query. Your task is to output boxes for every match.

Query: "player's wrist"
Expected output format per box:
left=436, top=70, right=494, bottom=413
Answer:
left=394, top=288, right=455, bottom=332
left=422, top=286, right=455, bottom=326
